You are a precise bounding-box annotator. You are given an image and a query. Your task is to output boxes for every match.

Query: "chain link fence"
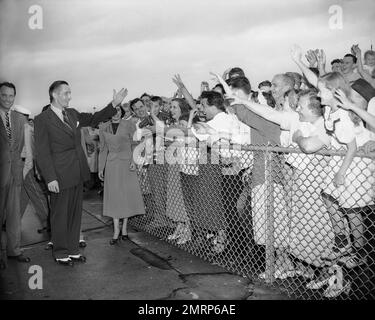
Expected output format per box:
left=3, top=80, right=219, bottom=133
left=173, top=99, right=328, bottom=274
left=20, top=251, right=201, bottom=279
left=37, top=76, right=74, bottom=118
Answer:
left=129, top=141, right=375, bottom=300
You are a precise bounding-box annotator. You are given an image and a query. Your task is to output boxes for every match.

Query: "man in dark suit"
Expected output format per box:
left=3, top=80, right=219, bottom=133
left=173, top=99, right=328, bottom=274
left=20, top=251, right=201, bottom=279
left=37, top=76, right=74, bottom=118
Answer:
left=0, top=82, right=31, bottom=269
left=34, top=80, right=127, bottom=266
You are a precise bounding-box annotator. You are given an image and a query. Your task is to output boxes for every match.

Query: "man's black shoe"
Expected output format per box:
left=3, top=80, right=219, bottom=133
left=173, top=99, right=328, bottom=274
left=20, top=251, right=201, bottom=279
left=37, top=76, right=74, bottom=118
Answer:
left=55, top=258, right=74, bottom=266
left=79, top=240, right=87, bottom=248
left=45, top=242, right=53, bottom=250
left=8, top=254, right=31, bottom=263
left=68, top=255, right=86, bottom=263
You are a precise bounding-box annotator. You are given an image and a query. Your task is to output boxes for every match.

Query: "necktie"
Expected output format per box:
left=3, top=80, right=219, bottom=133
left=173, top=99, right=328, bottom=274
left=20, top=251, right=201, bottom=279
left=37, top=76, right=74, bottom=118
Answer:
left=4, top=111, right=11, bottom=140
left=62, top=109, right=72, bottom=130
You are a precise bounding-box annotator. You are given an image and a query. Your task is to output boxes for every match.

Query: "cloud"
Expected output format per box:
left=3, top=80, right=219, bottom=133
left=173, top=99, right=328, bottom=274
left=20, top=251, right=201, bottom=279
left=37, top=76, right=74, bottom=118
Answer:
left=0, top=0, right=374, bottom=115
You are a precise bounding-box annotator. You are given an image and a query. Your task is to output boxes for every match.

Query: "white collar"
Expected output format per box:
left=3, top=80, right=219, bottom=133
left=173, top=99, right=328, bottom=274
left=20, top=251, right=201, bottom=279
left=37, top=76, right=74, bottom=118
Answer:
left=50, top=104, right=64, bottom=114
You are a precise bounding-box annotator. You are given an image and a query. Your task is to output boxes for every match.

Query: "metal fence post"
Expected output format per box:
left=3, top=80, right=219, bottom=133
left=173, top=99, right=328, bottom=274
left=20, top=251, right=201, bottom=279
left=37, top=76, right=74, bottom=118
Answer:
left=264, top=146, right=275, bottom=284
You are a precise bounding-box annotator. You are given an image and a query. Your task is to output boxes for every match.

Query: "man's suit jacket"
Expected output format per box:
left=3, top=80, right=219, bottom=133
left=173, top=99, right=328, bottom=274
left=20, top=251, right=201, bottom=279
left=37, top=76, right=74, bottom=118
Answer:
left=34, top=103, right=116, bottom=190
left=0, top=110, right=27, bottom=188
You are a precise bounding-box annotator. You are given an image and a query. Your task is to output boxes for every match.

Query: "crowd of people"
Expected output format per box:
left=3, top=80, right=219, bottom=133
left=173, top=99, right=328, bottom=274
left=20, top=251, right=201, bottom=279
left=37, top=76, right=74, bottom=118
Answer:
left=0, top=43, right=375, bottom=299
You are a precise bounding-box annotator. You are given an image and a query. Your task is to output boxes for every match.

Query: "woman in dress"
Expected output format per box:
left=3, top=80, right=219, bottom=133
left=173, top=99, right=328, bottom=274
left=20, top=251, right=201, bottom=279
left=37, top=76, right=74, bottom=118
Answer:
left=151, top=98, right=192, bottom=244
left=98, top=105, right=146, bottom=244
left=317, top=72, right=375, bottom=265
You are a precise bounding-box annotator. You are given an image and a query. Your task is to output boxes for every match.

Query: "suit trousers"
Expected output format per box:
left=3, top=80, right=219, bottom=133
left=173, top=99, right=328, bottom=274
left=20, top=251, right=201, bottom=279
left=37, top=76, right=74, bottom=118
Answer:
left=0, top=183, right=10, bottom=259
left=21, top=170, right=50, bottom=228
left=50, top=183, right=83, bottom=259
left=0, top=174, right=23, bottom=256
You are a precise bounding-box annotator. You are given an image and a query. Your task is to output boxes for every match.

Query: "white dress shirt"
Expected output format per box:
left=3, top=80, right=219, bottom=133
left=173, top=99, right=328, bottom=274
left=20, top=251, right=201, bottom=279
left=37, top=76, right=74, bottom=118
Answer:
left=50, top=104, right=65, bottom=122
left=0, top=108, right=12, bottom=130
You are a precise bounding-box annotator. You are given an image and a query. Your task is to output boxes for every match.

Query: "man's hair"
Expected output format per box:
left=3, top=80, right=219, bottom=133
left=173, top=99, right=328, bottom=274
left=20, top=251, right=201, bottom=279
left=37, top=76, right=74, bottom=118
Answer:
left=212, top=83, right=225, bottom=95
left=201, top=91, right=225, bottom=112
left=118, top=106, right=126, bottom=118
left=298, top=89, right=323, bottom=117
left=129, top=98, right=144, bottom=111
left=309, top=67, right=320, bottom=77
left=344, top=53, right=357, bottom=64
left=150, top=96, right=163, bottom=106
left=252, top=91, right=276, bottom=108
left=42, top=104, right=50, bottom=112
left=140, top=93, right=151, bottom=99
left=230, top=76, right=252, bottom=95
left=364, top=50, right=375, bottom=59
left=171, top=98, right=191, bottom=122
left=273, top=73, right=295, bottom=93
left=228, top=67, right=245, bottom=79
left=0, top=82, right=16, bottom=95
left=320, top=72, right=361, bottom=125
left=285, top=72, right=302, bottom=87
left=331, top=59, right=343, bottom=65
left=320, top=72, right=351, bottom=96
left=258, top=80, right=272, bottom=89
left=283, top=89, right=299, bottom=110
left=49, top=80, right=69, bottom=103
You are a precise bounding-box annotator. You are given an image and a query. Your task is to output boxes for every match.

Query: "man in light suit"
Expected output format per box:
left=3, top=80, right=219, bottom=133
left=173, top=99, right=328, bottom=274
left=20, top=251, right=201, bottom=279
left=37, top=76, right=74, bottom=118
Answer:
left=0, top=82, right=31, bottom=268
left=34, top=80, right=127, bottom=266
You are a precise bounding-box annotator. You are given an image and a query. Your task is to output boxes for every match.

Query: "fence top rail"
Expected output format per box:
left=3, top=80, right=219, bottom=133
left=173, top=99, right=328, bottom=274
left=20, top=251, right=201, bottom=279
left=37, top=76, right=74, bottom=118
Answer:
left=162, top=140, right=375, bottom=159
left=238, top=144, right=375, bottom=159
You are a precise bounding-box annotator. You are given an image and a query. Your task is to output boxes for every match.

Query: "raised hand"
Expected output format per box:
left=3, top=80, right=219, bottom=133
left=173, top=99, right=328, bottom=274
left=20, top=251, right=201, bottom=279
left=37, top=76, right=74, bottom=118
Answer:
left=112, top=88, right=128, bottom=107
left=98, top=171, right=104, bottom=181
left=291, top=44, right=303, bottom=63
left=351, top=44, right=361, bottom=57
left=48, top=180, right=60, bottom=193
left=334, top=89, right=353, bottom=110
left=333, top=171, right=345, bottom=187
left=304, top=49, right=317, bottom=67
left=209, top=72, right=232, bottom=95
left=172, top=74, right=184, bottom=90
left=316, top=49, right=326, bottom=66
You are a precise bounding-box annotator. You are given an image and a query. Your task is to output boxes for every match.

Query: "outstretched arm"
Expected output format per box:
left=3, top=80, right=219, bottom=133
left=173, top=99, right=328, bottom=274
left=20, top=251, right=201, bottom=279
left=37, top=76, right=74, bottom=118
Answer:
left=210, top=72, right=232, bottom=95
left=335, top=89, right=375, bottom=128
left=334, top=138, right=357, bottom=187
left=291, top=45, right=319, bottom=88
left=292, top=130, right=328, bottom=153
left=75, top=88, right=128, bottom=128
left=172, top=74, right=196, bottom=109
left=352, top=45, right=375, bottom=87
left=228, top=95, right=284, bottom=126
left=316, top=49, right=327, bottom=76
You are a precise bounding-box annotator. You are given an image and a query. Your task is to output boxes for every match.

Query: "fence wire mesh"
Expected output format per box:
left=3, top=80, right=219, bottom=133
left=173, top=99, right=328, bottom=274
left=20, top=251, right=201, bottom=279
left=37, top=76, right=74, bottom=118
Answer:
left=129, top=141, right=375, bottom=300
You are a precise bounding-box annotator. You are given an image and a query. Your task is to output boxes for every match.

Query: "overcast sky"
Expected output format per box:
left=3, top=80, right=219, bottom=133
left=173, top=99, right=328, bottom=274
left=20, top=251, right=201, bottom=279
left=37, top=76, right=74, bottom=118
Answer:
left=0, top=0, right=374, bottom=116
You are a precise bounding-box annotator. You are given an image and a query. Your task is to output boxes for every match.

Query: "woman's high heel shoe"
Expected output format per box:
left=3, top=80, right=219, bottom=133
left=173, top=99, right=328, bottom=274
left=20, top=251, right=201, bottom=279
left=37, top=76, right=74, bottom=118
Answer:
left=109, top=238, right=119, bottom=245
left=118, top=230, right=129, bottom=241
left=110, top=234, right=120, bottom=245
